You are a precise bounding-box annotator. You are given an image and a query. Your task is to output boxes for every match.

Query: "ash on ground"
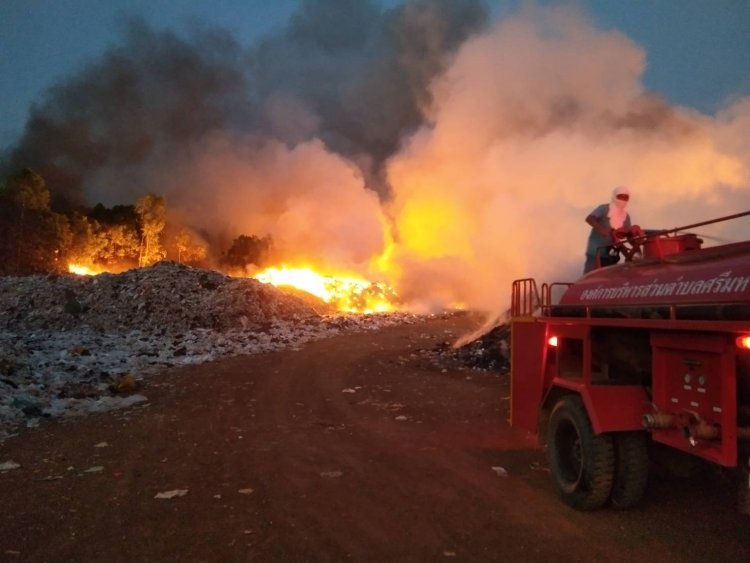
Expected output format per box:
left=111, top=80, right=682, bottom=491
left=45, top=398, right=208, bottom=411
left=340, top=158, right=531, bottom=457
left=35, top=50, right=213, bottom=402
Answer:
left=0, top=261, right=431, bottom=441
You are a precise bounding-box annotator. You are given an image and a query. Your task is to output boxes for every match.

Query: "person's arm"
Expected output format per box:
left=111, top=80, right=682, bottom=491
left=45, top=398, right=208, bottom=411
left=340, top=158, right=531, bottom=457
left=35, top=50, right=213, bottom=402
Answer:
left=585, top=213, right=612, bottom=238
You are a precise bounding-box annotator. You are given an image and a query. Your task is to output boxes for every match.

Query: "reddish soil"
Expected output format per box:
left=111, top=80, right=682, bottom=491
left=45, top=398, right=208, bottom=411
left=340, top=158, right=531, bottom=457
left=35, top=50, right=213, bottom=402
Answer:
left=1, top=314, right=749, bottom=562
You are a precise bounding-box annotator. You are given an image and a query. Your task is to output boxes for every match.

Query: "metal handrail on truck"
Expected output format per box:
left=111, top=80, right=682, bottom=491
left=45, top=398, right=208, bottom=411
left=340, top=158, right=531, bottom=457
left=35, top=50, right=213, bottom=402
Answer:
left=512, top=279, right=572, bottom=318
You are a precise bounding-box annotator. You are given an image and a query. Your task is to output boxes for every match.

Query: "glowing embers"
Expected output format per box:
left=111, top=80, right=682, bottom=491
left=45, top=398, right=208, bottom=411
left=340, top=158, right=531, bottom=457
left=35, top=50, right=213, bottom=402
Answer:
left=254, top=266, right=398, bottom=314
left=68, top=263, right=102, bottom=276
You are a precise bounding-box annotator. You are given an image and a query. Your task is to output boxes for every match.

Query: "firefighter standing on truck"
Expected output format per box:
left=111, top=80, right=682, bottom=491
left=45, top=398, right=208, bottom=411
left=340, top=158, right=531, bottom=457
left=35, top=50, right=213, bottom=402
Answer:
left=583, top=185, right=632, bottom=273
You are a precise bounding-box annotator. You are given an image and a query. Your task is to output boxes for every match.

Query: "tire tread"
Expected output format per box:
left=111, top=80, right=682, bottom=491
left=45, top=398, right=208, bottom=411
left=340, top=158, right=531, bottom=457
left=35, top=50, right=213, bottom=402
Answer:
left=610, top=431, right=649, bottom=509
left=548, top=395, right=614, bottom=510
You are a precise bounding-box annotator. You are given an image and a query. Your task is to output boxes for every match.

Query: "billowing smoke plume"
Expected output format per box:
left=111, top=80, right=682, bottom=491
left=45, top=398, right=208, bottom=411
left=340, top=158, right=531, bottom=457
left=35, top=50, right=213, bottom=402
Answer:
left=385, top=5, right=750, bottom=311
left=2, top=1, right=749, bottom=313
left=5, top=19, right=251, bottom=206
left=3, top=0, right=487, bottom=207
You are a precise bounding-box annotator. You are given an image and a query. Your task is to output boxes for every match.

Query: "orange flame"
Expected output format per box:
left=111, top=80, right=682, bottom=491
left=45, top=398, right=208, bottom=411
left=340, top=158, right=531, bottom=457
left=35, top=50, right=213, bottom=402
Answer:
left=68, top=263, right=103, bottom=276
left=67, top=260, right=397, bottom=313
left=254, top=266, right=398, bottom=313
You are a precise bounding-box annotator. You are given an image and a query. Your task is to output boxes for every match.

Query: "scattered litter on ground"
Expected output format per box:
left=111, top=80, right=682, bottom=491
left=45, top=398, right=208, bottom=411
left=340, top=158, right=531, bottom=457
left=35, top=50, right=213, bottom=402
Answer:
left=491, top=466, right=508, bottom=477
left=155, top=489, right=189, bottom=499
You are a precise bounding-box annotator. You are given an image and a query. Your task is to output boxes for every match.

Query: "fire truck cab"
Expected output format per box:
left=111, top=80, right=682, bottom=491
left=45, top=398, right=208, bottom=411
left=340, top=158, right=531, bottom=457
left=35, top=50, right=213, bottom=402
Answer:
left=509, top=212, right=750, bottom=510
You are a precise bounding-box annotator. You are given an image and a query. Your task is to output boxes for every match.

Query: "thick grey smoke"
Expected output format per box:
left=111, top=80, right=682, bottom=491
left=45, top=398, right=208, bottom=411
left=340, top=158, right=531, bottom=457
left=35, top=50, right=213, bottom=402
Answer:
left=4, top=19, right=251, bottom=207
left=2, top=0, right=488, bottom=208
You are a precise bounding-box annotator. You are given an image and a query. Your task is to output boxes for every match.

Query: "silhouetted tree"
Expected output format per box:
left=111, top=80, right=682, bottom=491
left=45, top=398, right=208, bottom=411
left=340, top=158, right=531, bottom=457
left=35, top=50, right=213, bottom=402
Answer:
left=0, top=169, right=69, bottom=274
left=92, top=223, right=141, bottom=265
left=173, top=227, right=208, bottom=265
left=89, top=203, right=138, bottom=227
left=221, top=234, right=273, bottom=270
left=62, top=212, right=97, bottom=266
left=83, top=203, right=140, bottom=269
left=135, top=194, right=166, bottom=267
left=3, top=168, right=50, bottom=215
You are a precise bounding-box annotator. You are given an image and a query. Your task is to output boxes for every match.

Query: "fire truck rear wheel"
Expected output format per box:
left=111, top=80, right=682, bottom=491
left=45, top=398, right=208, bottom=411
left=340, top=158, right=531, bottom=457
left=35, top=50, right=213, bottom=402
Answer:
left=547, top=395, right=615, bottom=510
left=610, top=431, right=649, bottom=509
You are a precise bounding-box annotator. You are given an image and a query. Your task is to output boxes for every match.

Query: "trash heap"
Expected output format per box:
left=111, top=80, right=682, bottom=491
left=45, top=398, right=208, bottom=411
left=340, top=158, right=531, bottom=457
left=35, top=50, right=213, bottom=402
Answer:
left=1, top=261, right=319, bottom=334
left=0, top=261, right=422, bottom=440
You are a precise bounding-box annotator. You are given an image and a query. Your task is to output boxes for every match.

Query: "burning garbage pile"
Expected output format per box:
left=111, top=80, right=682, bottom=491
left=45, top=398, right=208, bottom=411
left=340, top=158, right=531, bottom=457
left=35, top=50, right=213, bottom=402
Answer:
left=8, top=261, right=320, bottom=334
left=0, top=261, right=426, bottom=441
left=254, top=266, right=399, bottom=314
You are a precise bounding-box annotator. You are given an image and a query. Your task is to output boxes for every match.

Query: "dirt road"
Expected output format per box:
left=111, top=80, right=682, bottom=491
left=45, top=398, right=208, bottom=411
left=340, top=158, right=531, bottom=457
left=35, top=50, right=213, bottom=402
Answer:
left=1, top=314, right=749, bottom=562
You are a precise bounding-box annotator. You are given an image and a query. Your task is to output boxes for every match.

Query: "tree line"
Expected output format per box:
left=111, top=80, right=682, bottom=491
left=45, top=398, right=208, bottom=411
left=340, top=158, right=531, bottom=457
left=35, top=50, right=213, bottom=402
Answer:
left=0, top=168, right=273, bottom=275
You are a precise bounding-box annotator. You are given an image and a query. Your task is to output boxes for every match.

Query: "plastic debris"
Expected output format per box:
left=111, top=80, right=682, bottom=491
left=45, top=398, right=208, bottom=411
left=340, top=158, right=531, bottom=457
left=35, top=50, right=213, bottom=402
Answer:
left=155, top=489, right=189, bottom=499
left=491, top=466, right=508, bottom=477
left=0, top=460, right=21, bottom=471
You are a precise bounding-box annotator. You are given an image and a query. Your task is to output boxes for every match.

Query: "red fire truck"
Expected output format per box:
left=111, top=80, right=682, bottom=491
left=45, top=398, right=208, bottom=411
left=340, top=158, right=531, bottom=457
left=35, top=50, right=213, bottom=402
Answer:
left=510, top=211, right=750, bottom=510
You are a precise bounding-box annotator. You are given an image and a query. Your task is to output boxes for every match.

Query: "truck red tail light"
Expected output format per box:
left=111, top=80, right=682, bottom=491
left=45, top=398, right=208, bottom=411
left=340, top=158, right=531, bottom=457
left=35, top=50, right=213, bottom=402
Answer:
left=737, top=335, right=750, bottom=350
left=548, top=336, right=559, bottom=347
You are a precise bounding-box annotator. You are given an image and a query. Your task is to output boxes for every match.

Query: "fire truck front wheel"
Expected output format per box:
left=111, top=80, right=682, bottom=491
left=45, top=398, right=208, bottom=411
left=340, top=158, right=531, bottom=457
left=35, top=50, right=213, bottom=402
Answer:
left=547, top=395, right=615, bottom=510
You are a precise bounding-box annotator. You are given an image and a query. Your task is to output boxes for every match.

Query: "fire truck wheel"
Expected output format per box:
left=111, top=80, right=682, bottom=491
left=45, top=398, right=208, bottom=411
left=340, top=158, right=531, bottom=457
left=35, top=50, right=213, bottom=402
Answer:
left=610, top=431, right=648, bottom=510
left=547, top=395, right=614, bottom=510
